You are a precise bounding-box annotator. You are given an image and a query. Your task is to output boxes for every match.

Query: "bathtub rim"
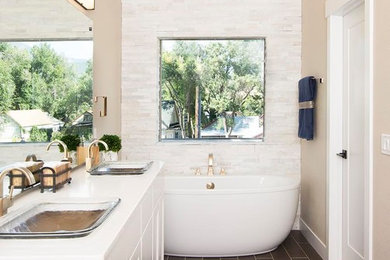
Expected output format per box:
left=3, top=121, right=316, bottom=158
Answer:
left=164, top=174, right=300, bottom=194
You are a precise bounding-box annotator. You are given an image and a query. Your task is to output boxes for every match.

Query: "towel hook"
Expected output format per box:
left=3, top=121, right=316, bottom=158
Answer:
left=316, top=78, right=324, bottom=84
left=94, top=96, right=107, bottom=117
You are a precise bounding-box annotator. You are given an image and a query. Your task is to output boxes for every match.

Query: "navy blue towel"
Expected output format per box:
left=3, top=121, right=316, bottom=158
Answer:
left=298, top=76, right=317, bottom=140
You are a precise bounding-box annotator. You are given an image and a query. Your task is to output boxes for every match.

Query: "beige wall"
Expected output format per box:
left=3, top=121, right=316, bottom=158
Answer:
left=300, top=0, right=328, bottom=245
left=0, top=0, right=92, bottom=40
left=121, top=0, right=302, bottom=176
left=325, top=0, right=351, bottom=16
left=91, top=0, right=122, bottom=137
left=373, top=0, right=390, bottom=259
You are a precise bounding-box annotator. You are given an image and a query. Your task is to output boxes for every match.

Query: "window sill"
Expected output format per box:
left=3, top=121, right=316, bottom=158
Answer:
left=158, top=139, right=264, bottom=145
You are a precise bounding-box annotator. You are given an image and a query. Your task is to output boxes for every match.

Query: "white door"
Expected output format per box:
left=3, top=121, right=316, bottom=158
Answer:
left=341, top=4, right=366, bottom=260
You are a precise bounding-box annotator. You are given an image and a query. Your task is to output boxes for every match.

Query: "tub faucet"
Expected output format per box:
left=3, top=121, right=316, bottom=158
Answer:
left=0, top=167, right=35, bottom=216
left=207, top=153, right=214, bottom=176
left=47, top=140, right=71, bottom=163
left=86, top=140, right=108, bottom=171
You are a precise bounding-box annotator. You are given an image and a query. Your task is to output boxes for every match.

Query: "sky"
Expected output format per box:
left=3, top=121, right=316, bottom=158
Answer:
left=11, top=41, right=93, bottom=61
left=161, top=39, right=265, bottom=52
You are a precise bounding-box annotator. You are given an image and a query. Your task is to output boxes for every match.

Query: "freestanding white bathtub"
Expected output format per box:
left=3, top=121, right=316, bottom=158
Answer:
left=164, top=175, right=300, bottom=257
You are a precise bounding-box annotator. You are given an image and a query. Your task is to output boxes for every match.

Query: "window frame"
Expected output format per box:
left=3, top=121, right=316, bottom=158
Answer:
left=158, top=37, right=267, bottom=143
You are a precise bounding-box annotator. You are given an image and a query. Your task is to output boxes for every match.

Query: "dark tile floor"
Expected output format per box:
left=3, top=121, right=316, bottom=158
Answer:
left=164, top=230, right=323, bottom=260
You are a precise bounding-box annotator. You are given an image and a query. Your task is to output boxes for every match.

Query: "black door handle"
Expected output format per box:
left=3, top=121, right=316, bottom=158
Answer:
left=337, top=150, right=347, bottom=159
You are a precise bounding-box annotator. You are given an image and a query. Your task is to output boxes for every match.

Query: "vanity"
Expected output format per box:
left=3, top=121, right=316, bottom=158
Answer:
left=0, top=161, right=164, bottom=260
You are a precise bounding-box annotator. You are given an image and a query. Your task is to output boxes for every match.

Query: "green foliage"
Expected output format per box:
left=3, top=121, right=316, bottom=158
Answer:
left=0, top=58, right=15, bottom=113
left=59, top=134, right=81, bottom=152
left=30, top=44, right=79, bottom=122
left=51, top=131, right=63, bottom=141
left=161, top=40, right=265, bottom=138
left=99, top=135, right=122, bottom=152
left=29, top=126, right=48, bottom=142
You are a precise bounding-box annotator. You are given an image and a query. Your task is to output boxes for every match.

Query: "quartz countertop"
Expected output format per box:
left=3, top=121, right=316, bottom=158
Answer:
left=0, top=161, right=164, bottom=260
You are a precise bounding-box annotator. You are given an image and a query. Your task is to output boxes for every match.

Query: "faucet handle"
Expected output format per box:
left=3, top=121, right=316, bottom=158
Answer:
left=208, top=153, right=214, bottom=166
left=0, top=185, right=14, bottom=216
left=61, top=157, right=73, bottom=163
left=207, top=166, right=214, bottom=176
left=220, top=168, right=226, bottom=176
left=194, top=168, right=201, bottom=176
left=8, top=186, right=14, bottom=201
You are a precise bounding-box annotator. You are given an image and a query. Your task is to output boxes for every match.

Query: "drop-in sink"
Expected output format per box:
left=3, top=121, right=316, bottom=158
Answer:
left=89, top=161, right=153, bottom=175
left=0, top=198, right=120, bottom=238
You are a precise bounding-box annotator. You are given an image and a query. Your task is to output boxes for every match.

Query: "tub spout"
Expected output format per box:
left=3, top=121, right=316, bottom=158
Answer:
left=207, top=153, right=214, bottom=176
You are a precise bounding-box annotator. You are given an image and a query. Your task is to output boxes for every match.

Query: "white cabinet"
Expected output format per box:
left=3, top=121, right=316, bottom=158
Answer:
left=130, top=177, right=164, bottom=260
left=153, top=200, right=164, bottom=260
left=107, top=175, right=164, bottom=260
left=142, top=219, right=153, bottom=259
left=129, top=243, right=141, bottom=260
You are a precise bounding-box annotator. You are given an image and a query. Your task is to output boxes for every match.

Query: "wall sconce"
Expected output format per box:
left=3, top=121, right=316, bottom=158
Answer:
left=74, top=0, right=95, bottom=10
left=94, top=96, right=107, bottom=117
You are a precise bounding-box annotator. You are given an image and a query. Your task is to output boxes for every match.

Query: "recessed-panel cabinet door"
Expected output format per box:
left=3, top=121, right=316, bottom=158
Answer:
left=129, top=242, right=141, bottom=260
left=142, top=219, right=153, bottom=260
left=153, top=199, right=164, bottom=260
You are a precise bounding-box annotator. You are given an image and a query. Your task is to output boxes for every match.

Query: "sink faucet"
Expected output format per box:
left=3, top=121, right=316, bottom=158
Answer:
left=25, top=154, right=38, bottom=162
left=86, top=140, right=109, bottom=171
left=207, top=153, right=214, bottom=176
left=0, top=167, right=35, bottom=216
left=46, top=140, right=71, bottom=163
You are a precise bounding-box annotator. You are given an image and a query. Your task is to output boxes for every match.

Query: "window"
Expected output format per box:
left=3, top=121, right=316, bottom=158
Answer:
left=160, top=39, right=265, bottom=140
left=0, top=41, right=93, bottom=143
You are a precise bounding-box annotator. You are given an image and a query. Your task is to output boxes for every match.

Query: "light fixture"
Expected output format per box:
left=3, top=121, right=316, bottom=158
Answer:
left=74, top=0, right=95, bottom=10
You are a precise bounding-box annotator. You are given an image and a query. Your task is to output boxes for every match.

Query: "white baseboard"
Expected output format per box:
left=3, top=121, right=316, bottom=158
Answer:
left=300, top=218, right=328, bottom=260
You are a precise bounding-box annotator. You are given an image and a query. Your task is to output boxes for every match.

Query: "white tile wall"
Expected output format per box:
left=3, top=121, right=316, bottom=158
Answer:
left=0, top=143, right=64, bottom=168
left=0, top=0, right=92, bottom=40
left=121, top=0, right=301, bottom=177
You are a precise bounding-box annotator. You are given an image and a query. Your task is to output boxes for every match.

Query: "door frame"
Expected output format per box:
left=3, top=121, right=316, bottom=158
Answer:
left=326, top=0, right=373, bottom=260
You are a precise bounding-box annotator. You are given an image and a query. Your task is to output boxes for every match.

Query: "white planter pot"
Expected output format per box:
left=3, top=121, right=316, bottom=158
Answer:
left=101, top=151, right=118, bottom=162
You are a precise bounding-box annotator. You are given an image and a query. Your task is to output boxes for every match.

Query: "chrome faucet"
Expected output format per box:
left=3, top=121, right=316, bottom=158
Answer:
left=46, top=140, right=71, bottom=162
left=207, top=153, right=214, bottom=176
left=86, top=140, right=108, bottom=171
left=0, top=167, right=35, bottom=216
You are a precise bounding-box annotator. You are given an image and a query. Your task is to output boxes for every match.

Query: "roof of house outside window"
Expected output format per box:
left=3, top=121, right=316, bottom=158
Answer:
left=6, top=109, right=64, bottom=128
left=71, top=110, right=93, bottom=127
left=201, top=115, right=263, bottom=139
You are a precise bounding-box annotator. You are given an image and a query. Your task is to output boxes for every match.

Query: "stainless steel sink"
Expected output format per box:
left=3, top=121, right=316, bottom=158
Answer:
left=88, top=161, right=153, bottom=175
left=0, top=198, right=120, bottom=238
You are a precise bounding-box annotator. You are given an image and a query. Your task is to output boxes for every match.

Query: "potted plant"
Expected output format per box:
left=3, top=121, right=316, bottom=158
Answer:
left=59, top=134, right=81, bottom=164
left=99, top=134, right=122, bottom=161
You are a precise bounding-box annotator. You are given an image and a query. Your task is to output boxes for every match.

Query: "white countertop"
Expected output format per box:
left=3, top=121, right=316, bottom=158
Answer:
left=0, top=161, right=164, bottom=260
